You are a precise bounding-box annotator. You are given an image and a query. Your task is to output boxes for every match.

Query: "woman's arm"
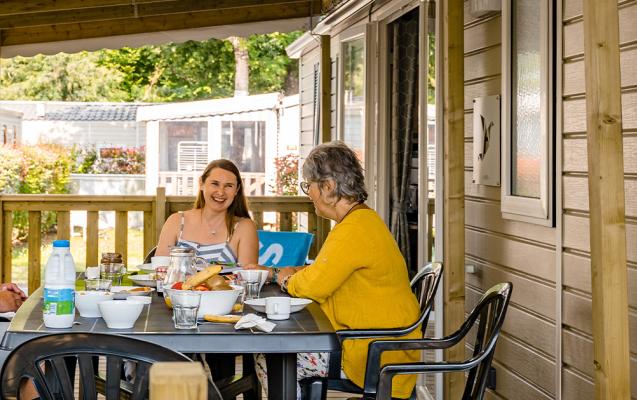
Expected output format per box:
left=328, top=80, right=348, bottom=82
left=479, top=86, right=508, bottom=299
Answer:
left=233, top=218, right=259, bottom=265
left=155, top=213, right=180, bottom=256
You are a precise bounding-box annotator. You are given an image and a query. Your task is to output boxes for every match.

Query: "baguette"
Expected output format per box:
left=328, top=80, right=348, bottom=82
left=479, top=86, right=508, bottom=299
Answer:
left=182, top=266, right=222, bottom=290
left=203, top=314, right=241, bottom=323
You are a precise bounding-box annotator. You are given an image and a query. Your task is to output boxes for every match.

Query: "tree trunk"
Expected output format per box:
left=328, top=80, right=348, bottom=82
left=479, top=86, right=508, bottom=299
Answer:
left=228, top=36, right=249, bottom=97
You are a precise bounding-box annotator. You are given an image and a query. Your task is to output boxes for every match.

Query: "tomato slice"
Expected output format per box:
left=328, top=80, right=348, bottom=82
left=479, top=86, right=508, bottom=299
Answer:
left=171, top=282, right=183, bottom=290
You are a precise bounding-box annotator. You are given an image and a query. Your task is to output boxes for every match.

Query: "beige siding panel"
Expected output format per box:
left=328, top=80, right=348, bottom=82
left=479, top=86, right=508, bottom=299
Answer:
left=488, top=361, right=553, bottom=400
left=563, top=92, right=637, bottom=133
left=465, top=112, right=473, bottom=138
left=563, top=136, right=637, bottom=174
left=464, top=77, right=501, bottom=110
left=563, top=214, right=637, bottom=262
left=465, top=141, right=473, bottom=169
left=563, top=252, right=637, bottom=307
left=563, top=291, right=637, bottom=353
left=563, top=175, right=637, bottom=216
left=465, top=229, right=556, bottom=283
left=466, top=286, right=556, bottom=356
left=563, top=46, right=637, bottom=96
left=563, top=0, right=583, bottom=21
left=464, top=46, right=501, bottom=82
left=563, top=329, right=594, bottom=376
left=563, top=368, right=594, bottom=400
left=466, top=260, right=556, bottom=320
left=464, top=16, right=501, bottom=54
left=494, top=335, right=555, bottom=395
left=465, top=200, right=555, bottom=245
left=563, top=3, right=637, bottom=58
left=465, top=171, right=500, bottom=200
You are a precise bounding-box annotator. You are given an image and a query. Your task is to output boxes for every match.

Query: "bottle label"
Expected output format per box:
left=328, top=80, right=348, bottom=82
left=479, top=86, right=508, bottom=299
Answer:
left=43, top=288, right=75, bottom=316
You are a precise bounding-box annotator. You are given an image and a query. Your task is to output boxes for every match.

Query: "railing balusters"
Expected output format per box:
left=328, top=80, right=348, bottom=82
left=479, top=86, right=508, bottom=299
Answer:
left=115, top=211, right=128, bottom=265
left=86, top=211, right=99, bottom=267
left=155, top=187, right=166, bottom=244
left=57, top=211, right=71, bottom=240
left=307, top=212, right=318, bottom=259
left=143, top=211, right=154, bottom=259
left=252, top=211, right=264, bottom=230
left=28, top=211, right=42, bottom=295
left=2, top=211, right=13, bottom=283
left=279, top=212, right=293, bottom=231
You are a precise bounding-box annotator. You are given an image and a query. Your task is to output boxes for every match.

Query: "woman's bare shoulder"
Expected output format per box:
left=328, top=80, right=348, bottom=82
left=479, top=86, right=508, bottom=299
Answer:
left=234, top=217, right=257, bottom=234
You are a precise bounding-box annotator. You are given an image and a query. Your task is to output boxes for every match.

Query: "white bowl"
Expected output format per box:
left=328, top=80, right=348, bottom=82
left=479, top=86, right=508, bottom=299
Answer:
left=245, top=297, right=312, bottom=314
left=75, top=291, right=115, bottom=318
left=127, top=296, right=152, bottom=305
left=235, top=269, right=269, bottom=291
left=129, top=274, right=157, bottom=287
left=165, top=287, right=241, bottom=319
left=98, top=300, right=145, bottom=329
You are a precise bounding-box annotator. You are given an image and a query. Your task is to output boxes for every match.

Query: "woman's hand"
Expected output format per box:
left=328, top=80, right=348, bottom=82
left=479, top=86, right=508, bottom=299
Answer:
left=0, top=283, right=27, bottom=300
left=276, top=267, right=296, bottom=286
left=0, top=290, right=24, bottom=313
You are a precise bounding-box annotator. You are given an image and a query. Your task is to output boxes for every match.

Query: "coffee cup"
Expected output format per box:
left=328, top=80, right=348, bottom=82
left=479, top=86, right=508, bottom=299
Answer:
left=265, top=297, right=291, bottom=320
left=151, top=256, right=170, bottom=270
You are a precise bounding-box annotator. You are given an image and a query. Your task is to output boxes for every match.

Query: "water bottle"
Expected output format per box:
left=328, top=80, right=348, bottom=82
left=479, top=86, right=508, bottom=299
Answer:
left=43, top=240, right=77, bottom=328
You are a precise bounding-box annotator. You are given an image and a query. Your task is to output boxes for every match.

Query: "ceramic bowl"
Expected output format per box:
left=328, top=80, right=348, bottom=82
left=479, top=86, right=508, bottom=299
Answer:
left=98, top=300, right=145, bottom=329
left=164, top=286, right=241, bottom=318
left=75, top=291, right=115, bottom=318
left=235, top=269, right=269, bottom=291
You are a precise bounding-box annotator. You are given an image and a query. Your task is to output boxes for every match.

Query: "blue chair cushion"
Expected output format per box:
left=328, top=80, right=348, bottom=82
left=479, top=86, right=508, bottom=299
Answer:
left=257, top=230, right=314, bottom=267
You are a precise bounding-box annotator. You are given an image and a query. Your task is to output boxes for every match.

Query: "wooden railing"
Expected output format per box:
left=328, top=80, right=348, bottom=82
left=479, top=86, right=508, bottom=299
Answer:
left=0, top=188, right=330, bottom=294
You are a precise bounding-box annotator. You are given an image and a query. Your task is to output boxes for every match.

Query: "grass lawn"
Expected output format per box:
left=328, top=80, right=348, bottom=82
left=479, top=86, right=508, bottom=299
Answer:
left=10, top=228, right=145, bottom=286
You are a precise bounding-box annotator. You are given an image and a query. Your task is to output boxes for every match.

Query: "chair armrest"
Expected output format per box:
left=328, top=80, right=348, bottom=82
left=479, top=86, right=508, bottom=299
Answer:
left=335, top=324, right=420, bottom=342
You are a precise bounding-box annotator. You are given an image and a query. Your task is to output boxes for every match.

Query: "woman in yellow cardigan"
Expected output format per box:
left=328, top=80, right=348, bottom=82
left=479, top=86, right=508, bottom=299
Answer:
left=249, top=141, right=421, bottom=398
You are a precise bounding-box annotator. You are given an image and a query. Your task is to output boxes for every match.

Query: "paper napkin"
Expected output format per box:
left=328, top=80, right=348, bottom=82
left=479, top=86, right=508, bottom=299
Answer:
left=234, top=313, right=276, bottom=332
left=85, top=266, right=100, bottom=279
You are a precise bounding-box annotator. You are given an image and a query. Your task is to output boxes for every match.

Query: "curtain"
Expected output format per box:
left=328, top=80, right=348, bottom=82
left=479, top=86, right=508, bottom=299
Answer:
left=390, top=17, right=419, bottom=269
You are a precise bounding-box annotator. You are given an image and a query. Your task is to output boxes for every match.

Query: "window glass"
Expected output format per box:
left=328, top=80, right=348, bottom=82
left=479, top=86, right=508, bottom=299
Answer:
left=511, top=0, right=541, bottom=198
left=158, top=121, right=207, bottom=171
left=342, top=38, right=365, bottom=163
left=221, top=121, right=265, bottom=172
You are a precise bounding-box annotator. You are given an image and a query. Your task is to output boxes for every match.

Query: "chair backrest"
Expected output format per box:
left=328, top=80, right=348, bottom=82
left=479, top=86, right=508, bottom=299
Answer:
left=257, top=230, right=314, bottom=267
left=409, top=262, right=443, bottom=333
left=143, top=246, right=157, bottom=264
left=0, top=332, right=222, bottom=400
left=460, top=282, right=513, bottom=399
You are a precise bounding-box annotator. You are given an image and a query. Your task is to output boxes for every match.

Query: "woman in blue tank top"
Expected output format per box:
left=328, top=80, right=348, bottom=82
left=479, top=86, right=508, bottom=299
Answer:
left=155, top=159, right=259, bottom=266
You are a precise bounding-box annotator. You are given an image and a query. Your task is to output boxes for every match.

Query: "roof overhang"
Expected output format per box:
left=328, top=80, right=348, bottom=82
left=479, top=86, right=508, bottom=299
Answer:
left=0, top=0, right=323, bottom=57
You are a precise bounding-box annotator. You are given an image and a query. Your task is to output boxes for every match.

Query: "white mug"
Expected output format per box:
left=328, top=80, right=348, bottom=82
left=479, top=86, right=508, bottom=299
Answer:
left=265, top=297, right=291, bottom=320
left=151, top=256, right=170, bottom=269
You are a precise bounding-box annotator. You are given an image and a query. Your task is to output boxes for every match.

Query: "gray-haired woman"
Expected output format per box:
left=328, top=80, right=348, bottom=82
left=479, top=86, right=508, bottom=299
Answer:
left=246, top=141, right=421, bottom=399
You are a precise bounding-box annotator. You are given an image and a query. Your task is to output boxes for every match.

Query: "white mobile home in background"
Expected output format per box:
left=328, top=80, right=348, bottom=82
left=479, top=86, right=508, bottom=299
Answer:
left=137, top=93, right=300, bottom=196
left=0, top=108, right=22, bottom=146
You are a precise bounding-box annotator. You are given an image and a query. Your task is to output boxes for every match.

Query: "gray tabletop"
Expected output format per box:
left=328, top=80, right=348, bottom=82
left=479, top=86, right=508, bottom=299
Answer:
left=1, top=284, right=339, bottom=354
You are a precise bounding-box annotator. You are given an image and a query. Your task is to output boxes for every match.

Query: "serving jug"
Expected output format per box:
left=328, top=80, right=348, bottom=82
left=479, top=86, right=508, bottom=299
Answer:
left=163, top=247, right=206, bottom=287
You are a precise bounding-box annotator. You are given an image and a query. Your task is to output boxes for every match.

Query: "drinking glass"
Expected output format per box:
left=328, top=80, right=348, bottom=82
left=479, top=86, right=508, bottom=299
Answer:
left=172, top=291, right=201, bottom=329
left=243, top=281, right=260, bottom=301
left=100, top=263, right=125, bottom=285
left=84, top=278, right=112, bottom=291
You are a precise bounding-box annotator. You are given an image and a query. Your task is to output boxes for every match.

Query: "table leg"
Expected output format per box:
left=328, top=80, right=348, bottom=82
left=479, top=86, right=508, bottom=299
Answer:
left=265, top=353, right=296, bottom=400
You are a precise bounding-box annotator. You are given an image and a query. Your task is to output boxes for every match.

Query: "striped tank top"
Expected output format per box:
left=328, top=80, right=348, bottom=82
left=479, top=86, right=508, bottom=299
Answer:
left=175, top=212, right=238, bottom=264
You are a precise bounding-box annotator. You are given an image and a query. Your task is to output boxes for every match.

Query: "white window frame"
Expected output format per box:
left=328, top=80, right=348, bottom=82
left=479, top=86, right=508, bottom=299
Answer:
left=501, top=0, right=554, bottom=226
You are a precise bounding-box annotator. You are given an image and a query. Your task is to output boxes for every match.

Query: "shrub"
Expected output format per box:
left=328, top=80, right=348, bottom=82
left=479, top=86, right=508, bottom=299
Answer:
left=0, top=143, right=73, bottom=240
left=71, top=145, right=145, bottom=174
left=273, top=153, right=299, bottom=196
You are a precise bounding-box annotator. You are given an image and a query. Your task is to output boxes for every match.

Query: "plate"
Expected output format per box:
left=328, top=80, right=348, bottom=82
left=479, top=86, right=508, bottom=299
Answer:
left=244, top=297, right=312, bottom=314
left=129, top=274, right=157, bottom=288
left=136, top=263, right=156, bottom=272
left=111, top=286, right=155, bottom=299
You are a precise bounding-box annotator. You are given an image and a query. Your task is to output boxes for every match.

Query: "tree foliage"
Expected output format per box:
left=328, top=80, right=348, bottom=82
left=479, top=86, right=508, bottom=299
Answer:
left=0, top=32, right=302, bottom=102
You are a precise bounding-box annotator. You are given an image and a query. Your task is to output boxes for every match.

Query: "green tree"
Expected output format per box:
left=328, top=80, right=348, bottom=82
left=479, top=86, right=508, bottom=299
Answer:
left=247, top=31, right=303, bottom=94
left=0, top=52, right=127, bottom=101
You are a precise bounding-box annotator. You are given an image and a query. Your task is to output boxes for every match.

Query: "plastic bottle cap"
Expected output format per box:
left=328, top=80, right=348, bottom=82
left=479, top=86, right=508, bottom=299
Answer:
left=52, top=240, right=71, bottom=248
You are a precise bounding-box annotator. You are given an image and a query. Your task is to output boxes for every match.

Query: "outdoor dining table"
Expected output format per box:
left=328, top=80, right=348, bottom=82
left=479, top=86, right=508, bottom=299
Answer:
left=0, top=283, right=339, bottom=399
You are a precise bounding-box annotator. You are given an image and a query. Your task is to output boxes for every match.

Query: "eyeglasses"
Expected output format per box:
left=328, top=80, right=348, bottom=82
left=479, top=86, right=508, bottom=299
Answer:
left=300, top=181, right=311, bottom=195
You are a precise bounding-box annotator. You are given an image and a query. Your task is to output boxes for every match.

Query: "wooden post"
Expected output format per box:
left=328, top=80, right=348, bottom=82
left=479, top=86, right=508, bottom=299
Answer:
left=56, top=211, right=70, bottom=240
left=2, top=211, right=12, bottom=283
left=583, top=1, right=630, bottom=399
left=149, top=362, right=207, bottom=400
left=155, top=187, right=166, bottom=244
left=28, top=211, right=42, bottom=295
left=320, top=35, right=332, bottom=143
left=86, top=211, right=99, bottom=267
left=114, top=211, right=128, bottom=265
left=143, top=210, right=154, bottom=258
left=442, top=0, right=465, bottom=398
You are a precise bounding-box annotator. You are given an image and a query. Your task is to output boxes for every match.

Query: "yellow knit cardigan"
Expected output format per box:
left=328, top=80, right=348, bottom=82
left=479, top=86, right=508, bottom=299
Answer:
left=287, top=209, right=421, bottom=398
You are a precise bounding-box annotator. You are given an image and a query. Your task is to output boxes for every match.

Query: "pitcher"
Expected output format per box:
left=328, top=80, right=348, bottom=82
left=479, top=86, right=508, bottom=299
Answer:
left=163, top=247, right=206, bottom=287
